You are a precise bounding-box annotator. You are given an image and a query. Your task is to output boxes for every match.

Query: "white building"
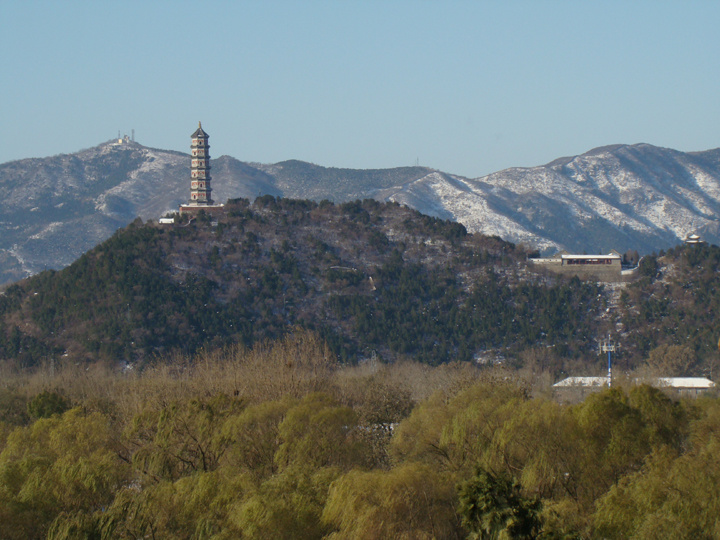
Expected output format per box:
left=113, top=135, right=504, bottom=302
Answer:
left=553, top=376, right=715, bottom=399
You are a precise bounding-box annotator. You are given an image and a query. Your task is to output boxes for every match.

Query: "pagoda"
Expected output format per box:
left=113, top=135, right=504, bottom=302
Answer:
left=180, top=122, right=224, bottom=215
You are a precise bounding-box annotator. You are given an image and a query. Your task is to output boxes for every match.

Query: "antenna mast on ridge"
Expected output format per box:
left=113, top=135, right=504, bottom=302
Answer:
left=599, top=335, right=618, bottom=388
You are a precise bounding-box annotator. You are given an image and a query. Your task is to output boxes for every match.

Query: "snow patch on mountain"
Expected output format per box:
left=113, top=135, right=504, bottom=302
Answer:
left=377, top=172, right=561, bottom=251
left=28, top=222, right=64, bottom=240
left=95, top=148, right=187, bottom=220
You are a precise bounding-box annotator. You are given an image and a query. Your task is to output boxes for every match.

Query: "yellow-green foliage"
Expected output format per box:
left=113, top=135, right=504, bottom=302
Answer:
left=0, top=332, right=718, bottom=538
left=0, top=409, right=130, bottom=539
left=593, top=396, right=720, bottom=539
left=274, top=393, right=367, bottom=472
left=322, top=462, right=460, bottom=539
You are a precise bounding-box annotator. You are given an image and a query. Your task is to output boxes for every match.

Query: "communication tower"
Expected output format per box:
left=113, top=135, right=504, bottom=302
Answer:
left=599, top=335, right=618, bottom=388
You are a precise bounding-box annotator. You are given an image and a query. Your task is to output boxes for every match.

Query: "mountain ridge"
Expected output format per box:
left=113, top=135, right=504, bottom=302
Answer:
left=390, top=143, right=720, bottom=254
left=1, top=139, right=719, bottom=284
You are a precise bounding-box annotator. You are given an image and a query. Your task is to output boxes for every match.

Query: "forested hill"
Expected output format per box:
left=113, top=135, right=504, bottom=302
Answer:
left=0, top=197, right=718, bottom=376
left=0, top=198, right=606, bottom=370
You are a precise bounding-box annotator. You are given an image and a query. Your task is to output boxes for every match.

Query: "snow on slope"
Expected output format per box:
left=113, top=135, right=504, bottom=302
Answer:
left=378, top=172, right=561, bottom=251
left=376, top=144, right=720, bottom=254
left=95, top=146, right=187, bottom=220
left=2, top=140, right=720, bottom=285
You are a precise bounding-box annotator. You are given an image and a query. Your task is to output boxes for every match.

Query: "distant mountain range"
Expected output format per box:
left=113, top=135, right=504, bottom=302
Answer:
left=385, top=144, right=720, bottom=256
left=1, top=139, right=719, bottom=284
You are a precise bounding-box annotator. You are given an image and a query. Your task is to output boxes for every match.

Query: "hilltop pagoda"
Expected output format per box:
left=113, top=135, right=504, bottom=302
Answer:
left=179, top=122, right=224, bottom=216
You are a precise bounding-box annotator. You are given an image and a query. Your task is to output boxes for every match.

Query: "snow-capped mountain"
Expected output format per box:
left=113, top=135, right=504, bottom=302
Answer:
left=1, top=139, right=719, bottom=285
left=378, top=144, right=720, bottom=254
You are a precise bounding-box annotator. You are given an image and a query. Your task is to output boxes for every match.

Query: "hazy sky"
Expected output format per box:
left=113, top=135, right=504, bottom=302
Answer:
left=3, top=1, right=719, bottom=178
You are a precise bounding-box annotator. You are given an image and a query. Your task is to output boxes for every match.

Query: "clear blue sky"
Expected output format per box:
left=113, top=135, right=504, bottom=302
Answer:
left=3, top=1, right=719, bottom=178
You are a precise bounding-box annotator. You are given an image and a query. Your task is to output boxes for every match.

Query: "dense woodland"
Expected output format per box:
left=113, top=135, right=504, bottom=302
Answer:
left=0, top=331, right=719, bottom=539
left=2, top=196, right=719, bottom=378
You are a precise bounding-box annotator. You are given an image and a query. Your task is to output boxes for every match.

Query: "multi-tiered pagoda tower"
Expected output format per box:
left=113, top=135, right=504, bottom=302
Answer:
left=189, top=122, right=213, bottom=205
left=180, top=122, right=223, bottom=215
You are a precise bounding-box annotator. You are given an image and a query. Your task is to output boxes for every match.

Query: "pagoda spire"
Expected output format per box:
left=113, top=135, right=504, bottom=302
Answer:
left=188, top=122, right=213, bottom=205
